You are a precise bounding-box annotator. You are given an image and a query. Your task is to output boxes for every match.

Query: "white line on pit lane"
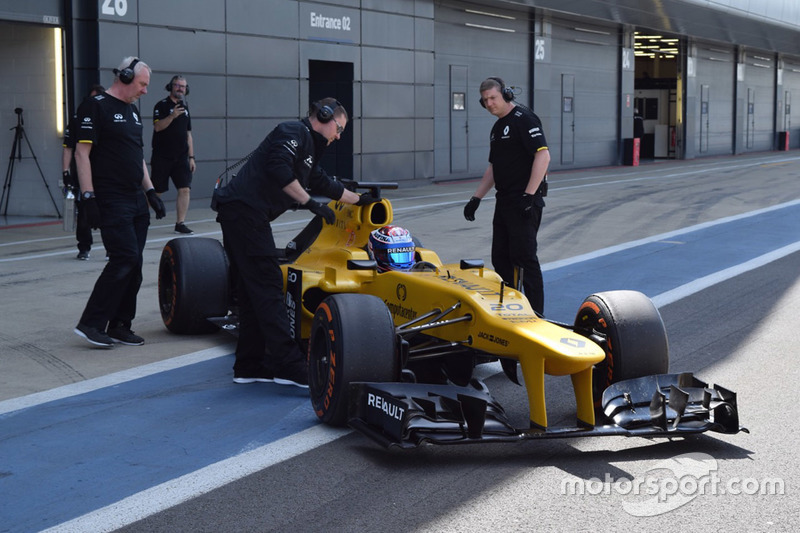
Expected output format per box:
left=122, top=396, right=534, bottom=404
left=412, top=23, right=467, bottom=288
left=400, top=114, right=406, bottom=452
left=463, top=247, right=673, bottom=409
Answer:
left=41, top=424, right=351, bottom=533
left=36, top=361, right=502, bottom=532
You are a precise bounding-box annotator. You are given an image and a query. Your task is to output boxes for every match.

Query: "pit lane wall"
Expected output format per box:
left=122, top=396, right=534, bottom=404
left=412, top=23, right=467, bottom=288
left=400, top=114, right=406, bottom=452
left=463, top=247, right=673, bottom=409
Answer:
left=3, top=0, right=800, bottom=217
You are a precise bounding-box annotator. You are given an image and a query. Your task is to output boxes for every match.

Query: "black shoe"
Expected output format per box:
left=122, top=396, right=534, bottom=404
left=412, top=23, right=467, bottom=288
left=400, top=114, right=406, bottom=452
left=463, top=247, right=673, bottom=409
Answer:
left=174, top=222, right=194, bottom=235
left=74, top=323, right=114, bottom=348
left=76, top=251, right=90, bottom=260
left=107, top=325, right=145, bottom=346
left=274, top=360, right=309, bottom=388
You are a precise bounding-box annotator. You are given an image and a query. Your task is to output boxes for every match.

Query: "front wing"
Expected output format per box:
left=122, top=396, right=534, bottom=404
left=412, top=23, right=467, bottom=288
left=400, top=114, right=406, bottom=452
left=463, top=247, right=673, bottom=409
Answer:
left=347, top=373, right=747, bottom=449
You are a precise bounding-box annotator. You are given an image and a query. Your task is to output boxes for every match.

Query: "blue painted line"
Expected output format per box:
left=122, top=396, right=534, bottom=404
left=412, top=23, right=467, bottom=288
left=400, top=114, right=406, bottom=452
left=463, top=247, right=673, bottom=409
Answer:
left=1, top=201, right=798, bottom=531
left=0, top=356, right=312, bottom=532
left=543, top=201, right=800, bottom=322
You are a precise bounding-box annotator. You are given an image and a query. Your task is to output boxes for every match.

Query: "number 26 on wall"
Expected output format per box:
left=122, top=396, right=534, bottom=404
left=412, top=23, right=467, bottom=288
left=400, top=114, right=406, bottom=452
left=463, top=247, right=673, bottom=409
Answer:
left=102, top=0, right=128, bottom=17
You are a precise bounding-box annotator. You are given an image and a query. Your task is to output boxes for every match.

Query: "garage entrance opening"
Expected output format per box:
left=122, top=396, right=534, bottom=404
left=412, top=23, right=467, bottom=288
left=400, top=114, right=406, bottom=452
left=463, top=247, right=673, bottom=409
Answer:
left=634, top=30, right=681, bottom=159
left=309, top=60, right=354, bottom=179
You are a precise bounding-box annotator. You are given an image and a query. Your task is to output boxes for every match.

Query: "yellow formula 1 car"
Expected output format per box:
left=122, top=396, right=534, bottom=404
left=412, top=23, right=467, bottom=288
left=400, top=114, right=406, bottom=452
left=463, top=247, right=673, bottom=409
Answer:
left=158, top=182, right=746, bottom=448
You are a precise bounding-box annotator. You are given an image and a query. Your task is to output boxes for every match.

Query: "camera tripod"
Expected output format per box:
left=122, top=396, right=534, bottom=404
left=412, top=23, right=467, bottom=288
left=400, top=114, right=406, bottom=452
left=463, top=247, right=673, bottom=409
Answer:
left=1, top=107, right=61, bottom=217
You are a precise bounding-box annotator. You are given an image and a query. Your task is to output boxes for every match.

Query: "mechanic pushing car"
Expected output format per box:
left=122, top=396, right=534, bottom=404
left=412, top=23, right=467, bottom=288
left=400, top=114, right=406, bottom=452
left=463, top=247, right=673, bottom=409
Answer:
left=212, top=98, right=377, bottom=387
left=463, top=77, right=550, bottom=315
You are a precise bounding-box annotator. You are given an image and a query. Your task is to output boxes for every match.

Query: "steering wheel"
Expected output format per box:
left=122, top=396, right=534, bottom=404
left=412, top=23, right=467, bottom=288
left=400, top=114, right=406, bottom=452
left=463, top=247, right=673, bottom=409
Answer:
left=410, top=261, right=438, bottom=272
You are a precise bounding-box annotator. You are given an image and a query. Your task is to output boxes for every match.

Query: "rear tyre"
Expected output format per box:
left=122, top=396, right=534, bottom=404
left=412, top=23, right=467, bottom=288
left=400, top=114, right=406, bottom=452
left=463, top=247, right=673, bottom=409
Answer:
left=158, top=238, right=230, bottom=334
left=309, top=294, right=399, bottom=426
left=573, top=290, right=669, bottom=402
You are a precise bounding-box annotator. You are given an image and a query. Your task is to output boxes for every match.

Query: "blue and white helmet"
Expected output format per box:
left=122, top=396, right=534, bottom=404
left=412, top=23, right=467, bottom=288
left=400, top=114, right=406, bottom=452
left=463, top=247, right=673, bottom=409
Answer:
left=368, top=225, right=415, bottom=272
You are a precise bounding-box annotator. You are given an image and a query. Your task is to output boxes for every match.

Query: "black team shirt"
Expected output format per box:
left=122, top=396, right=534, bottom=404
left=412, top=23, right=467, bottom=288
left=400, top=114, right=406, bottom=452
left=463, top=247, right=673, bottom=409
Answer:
left=488, top=105, right=548, bottom=196
left=214, top=118, right=344, bottom=221
left=152, top=98, right=191, bottom=159
left=75, top=92, right=144, bottom=197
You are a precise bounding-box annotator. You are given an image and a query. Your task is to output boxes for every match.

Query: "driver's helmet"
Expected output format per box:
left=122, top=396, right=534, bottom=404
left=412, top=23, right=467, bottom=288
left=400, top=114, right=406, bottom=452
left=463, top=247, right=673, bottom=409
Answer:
left=368, top=225, right=415, bottom=272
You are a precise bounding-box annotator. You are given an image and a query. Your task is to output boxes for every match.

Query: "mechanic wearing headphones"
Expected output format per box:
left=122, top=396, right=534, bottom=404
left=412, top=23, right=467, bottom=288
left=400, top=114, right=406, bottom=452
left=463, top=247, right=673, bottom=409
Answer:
left=151, top=75, right=195, bottom=234
left=213, top=98, right=377, bottom=387
left=73, top=56, right=166, bottom=348
left=62, top=83, right=105, bottom=260
left=463, top=77, right=550, bottom=315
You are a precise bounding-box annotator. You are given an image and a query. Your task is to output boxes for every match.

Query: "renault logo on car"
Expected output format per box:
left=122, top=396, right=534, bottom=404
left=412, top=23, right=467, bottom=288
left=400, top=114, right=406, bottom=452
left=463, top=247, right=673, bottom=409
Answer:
left=560, top=337, right=586, bottom=348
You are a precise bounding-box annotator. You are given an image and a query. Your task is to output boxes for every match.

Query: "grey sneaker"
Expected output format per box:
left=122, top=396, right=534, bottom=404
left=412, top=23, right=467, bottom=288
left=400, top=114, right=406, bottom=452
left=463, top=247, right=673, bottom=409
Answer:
left=74, top=323, right=114, bottom=348
left=107, top=325, right=145, bottom=346
left=174, top=222, right=194, bottom=235
left=76, top=251, right=90, bottom=260
left=233, top=375, right=274, bottom=384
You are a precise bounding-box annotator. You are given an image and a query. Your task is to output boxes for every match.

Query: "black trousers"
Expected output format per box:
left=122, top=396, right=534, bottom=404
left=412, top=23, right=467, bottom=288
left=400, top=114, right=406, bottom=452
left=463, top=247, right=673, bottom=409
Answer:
left=491, top=195, right=545, bottom=315
left=79, top=193, right=149, bottom=330
left=218, top=203, right=304, bottom=376
left=75, top=196, right=93, bottom=253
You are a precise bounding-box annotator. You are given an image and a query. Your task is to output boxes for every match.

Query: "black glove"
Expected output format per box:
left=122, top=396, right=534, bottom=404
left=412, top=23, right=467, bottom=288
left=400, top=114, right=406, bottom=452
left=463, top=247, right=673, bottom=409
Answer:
left=355, top=193, right=379, bottom=206
left=62, top=169, right=77, bottom=189
left=146, top=188, right=166, bottom=219
left=520, top=193, right=536, bottom=219
left=83, top=194, right=102, bottom=229
left=304, top=198, right=335, bottom=225
left=463, top=196, right=481, bottom=221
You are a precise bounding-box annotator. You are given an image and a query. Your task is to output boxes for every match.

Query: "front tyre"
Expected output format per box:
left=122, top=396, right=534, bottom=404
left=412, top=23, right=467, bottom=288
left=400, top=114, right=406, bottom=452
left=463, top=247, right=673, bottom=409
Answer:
left=309, top=294, right=399, bottom=426
left=573, top=290, right=669, bottom=402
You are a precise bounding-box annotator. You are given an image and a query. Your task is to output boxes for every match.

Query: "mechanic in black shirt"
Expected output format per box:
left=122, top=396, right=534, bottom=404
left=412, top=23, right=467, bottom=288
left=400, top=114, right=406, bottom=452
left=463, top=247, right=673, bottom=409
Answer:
left=151, top=75, right=195, bottom=234
left=213, top=98, right=375, bottom=387
left=62, top=84, right=105, bottom=260
left=634, top=108, right=645, bottom=139
left=463, top=77, right=551, bottom=315
left=73, top=57, right=166, bottom=348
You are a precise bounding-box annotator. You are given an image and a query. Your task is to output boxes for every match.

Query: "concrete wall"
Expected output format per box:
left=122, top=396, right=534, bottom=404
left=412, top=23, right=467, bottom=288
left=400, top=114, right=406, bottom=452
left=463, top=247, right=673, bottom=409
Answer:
left=4, top=1, right=800, bottom=216
left=86, top=0, right=435, bottom=203
left=432, top=3, right=532, bottom=177
left=780, top=56, right=800, bottom=149
left=0, top=22, right=63, bottom=217
left=687, top=41, right=736, bottom=157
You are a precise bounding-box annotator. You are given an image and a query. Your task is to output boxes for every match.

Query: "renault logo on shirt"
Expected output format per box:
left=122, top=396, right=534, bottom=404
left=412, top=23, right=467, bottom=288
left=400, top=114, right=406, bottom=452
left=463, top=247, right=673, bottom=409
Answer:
left=304, top=156, right=314, bottom=168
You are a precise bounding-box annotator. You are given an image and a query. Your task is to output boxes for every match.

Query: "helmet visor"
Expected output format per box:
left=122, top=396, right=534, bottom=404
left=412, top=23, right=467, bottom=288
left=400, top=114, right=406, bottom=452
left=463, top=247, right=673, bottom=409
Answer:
left=386, top=249, right=415, bottom=267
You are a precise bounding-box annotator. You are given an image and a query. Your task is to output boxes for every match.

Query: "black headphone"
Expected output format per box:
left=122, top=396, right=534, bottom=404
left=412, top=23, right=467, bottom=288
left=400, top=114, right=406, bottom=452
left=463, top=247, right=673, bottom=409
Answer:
left=114, top=58, right=140, bottom=85
left=314, top=99, right=340, bottom=123
left=479, top=77, right=515, bottom=108
left=165, top=76, right=190, bottom=95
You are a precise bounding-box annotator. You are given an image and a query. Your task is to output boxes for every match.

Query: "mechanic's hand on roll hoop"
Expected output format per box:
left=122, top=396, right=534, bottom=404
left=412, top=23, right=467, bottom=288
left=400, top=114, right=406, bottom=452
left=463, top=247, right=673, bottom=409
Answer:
left=355, top=193, right=380, bottom=206
left=304, top=198, right=336, bottom=225
left=146, top=188, right=167, bottom=219
left=463, top=196, right=481, bottom=221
